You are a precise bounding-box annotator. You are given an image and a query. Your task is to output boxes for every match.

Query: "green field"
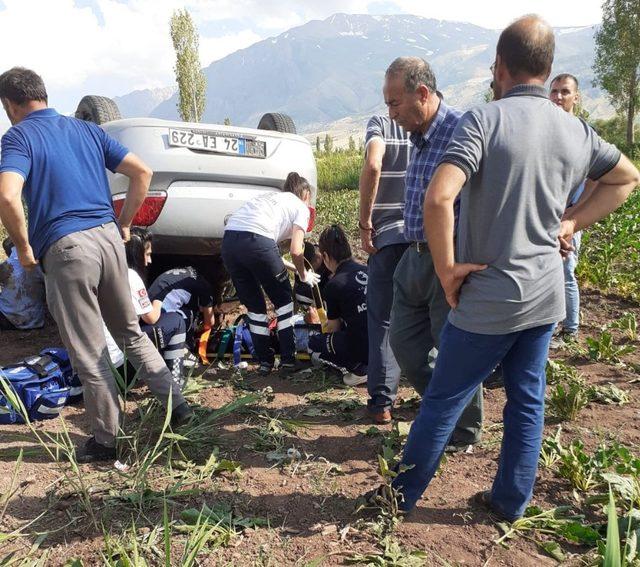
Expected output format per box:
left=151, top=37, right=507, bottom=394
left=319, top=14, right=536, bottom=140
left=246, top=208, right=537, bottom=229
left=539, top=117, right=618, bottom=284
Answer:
left=315, top=152, right=640, bottom=302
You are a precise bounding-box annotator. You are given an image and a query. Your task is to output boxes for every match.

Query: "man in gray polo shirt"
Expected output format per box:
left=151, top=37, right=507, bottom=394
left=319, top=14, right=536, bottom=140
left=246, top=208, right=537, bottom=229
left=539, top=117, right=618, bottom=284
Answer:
left=359, top=115, right=410, bottom=424
left=389, top=15, right=639, bottom=521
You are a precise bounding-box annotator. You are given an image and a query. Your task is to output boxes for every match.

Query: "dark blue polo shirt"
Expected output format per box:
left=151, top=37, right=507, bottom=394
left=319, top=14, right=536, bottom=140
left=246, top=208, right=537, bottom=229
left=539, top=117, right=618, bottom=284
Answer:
left=0, top=108, right=128, bottom=259
left=323, top=259, right=368, bottom=359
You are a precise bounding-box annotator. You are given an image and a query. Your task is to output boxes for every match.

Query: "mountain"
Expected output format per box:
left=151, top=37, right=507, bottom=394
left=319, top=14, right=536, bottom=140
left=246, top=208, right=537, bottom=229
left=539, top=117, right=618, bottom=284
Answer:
left=115, top=14, right=611, bottom=132
left=113, top=86, right=176, bottom=119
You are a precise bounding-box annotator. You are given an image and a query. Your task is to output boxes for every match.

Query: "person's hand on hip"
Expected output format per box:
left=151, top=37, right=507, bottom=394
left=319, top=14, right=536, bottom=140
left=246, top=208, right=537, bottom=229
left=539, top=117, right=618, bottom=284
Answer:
left=440, top=262, right=487, bottom=309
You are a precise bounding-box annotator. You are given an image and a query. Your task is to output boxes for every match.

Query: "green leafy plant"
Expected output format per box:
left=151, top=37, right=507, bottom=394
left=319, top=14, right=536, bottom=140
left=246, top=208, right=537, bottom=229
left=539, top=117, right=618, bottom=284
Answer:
left=494, top=505, right=600, bottom=549
left=588, top=383, right=631, bottom=406
left=587, top=330, right=636, bottom=363
left=610, top=312, right=638, bottom=341
left=547, top=379, right=591, bottom=421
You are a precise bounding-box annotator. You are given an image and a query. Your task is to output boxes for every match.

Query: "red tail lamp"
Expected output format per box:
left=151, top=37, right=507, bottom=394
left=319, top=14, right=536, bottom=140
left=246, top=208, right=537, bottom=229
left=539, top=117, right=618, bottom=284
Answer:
left=112, top=191, right=167, bottom=227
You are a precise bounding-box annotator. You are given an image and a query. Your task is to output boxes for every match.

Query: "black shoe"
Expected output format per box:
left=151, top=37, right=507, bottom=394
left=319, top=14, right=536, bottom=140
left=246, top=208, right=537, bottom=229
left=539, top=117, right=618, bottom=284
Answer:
left=170, top=402, right=194, bottom=427
left=472, top=490, right=517, bottom=523
left=444, top=439, right=477, bottom=453
left=279, top=359, right=302, bottom=376
left=76, top=436, right=117, bottom=463
left=257, top=362, right=273, bottom=375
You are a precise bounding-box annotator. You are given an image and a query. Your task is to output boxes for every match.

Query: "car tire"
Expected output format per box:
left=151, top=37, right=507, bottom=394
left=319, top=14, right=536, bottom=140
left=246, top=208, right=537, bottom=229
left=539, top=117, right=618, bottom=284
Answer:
left=257, top=112, right=297, bottom=134
left=75, top=95, right=122, bottom=125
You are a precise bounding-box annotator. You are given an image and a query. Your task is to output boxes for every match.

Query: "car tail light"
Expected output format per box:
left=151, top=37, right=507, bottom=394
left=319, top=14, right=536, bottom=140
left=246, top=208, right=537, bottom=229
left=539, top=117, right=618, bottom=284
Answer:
left=307, top=206, right=316, bottom=232
left=112, top=191, right=167, bottom=227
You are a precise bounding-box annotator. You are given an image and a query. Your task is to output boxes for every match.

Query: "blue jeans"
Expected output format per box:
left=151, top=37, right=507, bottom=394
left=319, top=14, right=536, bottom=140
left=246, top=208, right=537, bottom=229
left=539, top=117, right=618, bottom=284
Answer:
left=392, top=321, right=554, bottom=520
left=562, top=232, right=581, bottom=333
left=366, top=243, right=408, bottom=411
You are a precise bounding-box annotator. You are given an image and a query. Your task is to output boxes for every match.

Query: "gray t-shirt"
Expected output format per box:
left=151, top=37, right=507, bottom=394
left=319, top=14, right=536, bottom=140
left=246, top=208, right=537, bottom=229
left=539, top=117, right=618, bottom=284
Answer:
left=442, top=84, right=620, bottom=335
left=365, top=115, right=411, bottom=248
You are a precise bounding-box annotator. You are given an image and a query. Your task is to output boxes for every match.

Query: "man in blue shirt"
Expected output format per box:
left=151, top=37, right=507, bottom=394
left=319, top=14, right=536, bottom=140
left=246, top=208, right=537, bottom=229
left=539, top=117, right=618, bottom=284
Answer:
left=0, top=67, right=192, bottom=461
left=384, top=57, right=483, bottom=449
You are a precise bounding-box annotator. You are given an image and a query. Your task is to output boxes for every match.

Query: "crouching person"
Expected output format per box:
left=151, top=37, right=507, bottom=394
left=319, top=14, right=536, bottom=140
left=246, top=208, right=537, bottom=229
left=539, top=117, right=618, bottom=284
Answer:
left=105, top=228, right=187, bottom=389
left=308, top=225, right=369, bottom=386
left=0, top=67, right=193, bottom=463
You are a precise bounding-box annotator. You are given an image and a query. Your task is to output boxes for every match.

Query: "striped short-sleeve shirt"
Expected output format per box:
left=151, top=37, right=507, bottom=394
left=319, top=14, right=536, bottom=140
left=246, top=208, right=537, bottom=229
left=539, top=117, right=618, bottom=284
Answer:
left=364, top=115, right=411, bottom=249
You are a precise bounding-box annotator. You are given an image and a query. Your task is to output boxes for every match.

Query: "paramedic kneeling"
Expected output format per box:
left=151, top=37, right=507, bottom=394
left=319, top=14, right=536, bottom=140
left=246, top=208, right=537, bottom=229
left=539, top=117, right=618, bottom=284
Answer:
left=221, top=172, right=319, bottom=375
left=308, top=225, right=369, bottom=386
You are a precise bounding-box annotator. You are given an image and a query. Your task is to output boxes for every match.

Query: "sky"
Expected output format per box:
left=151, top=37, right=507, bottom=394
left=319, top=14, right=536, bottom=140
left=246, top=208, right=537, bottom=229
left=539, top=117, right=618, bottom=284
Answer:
left=0, top=0, right=604, bottom=116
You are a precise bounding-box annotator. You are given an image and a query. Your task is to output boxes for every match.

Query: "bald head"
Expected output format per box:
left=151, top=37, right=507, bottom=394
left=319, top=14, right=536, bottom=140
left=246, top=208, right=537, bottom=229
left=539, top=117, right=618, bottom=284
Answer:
left=496, top=15, right=555, bottom=80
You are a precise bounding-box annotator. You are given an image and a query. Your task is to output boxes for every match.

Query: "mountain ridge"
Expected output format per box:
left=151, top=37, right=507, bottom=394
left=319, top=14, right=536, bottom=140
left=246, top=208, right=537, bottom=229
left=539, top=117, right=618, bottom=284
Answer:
left=114, top=13, right=611, bottom=135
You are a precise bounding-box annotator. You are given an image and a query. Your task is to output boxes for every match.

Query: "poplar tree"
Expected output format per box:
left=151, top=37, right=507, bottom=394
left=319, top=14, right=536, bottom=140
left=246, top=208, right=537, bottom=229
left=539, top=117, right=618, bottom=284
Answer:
left=170, top=9, right=207, bottom=122
left=593, top=0, right=640, bottom=147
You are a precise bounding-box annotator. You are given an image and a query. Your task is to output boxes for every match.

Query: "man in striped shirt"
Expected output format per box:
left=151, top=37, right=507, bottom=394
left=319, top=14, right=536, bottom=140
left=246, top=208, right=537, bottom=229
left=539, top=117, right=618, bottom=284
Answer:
left=359, top=115, right=410, bottom=424
left=385, top=57, right=483, bottom=449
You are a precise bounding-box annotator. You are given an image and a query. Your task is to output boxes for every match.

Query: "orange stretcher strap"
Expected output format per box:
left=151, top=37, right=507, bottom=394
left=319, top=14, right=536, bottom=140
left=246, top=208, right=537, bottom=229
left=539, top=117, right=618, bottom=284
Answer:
left=198, top=326, right=212, bottom=365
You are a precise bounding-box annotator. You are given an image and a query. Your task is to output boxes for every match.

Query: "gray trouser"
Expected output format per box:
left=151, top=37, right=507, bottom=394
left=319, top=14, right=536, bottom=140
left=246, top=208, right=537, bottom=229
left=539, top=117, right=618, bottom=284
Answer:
left=42, top=223, right=186, bottom=447
left=389, top=244, right=483, bottom=444
left=366, top=243, right=409, bottom=411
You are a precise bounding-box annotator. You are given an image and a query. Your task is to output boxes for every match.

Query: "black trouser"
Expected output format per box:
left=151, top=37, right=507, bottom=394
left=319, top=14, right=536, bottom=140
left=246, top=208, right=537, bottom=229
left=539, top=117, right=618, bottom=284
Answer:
left=221, top=231, right=295, bottom=366
left=308, top=330, right=368, bottom=375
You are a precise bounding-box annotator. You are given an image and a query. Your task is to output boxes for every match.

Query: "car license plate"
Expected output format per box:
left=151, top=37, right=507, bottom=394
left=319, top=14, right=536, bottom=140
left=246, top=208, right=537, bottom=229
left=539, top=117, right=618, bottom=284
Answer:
left=168, top=128, right=266, bottom=158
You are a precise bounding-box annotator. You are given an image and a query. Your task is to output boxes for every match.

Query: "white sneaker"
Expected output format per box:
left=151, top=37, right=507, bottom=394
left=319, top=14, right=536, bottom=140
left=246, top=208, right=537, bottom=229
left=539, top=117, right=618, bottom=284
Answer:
left=343, top=372, right=367, bottom=387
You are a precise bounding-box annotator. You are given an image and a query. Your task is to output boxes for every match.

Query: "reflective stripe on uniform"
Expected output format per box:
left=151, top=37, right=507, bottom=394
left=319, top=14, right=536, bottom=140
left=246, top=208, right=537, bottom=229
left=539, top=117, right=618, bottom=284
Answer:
left=277, top=316, right=294, bottom=330
left=275, top=303, right=294, bottom=316
left=247, top=312, right=269, bottom=322
left=167, top=333, right=187, bottom=346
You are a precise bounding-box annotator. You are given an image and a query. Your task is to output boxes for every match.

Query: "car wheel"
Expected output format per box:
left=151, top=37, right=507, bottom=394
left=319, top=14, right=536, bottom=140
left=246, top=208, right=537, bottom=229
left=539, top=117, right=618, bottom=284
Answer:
left=257, top=112, right=297, bottom=134
left=75, top=95, right=122, bottom=125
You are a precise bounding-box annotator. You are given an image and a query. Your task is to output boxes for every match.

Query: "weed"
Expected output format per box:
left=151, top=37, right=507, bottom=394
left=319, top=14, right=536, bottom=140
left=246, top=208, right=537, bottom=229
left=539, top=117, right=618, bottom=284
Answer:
left=249, top=413, right=308, bottom=454
left=494, top=505, right=599, bottom=548
left=539, top=428, right=563, bottom=469
left=578, top=186, right=640, bottom=300
left=588, top=383, right=631, bottom=406
left=557, top=439, right=600, bottom=492
left=587, top=330, right=636, bottom=363
left=0, top=376, right=98, bottom=528
left=314, top=189, right=359, bottom=237
left=547, top=379, right=591, bottom=421
left=305, top=388, right=363, bottom=418
left=610, top=313, right=638, bottom=342
left=316, top=152, right=362, bottom=194
left=344, top=536, right=428, bottom=566
left=546, top=359, right=583, bottom=386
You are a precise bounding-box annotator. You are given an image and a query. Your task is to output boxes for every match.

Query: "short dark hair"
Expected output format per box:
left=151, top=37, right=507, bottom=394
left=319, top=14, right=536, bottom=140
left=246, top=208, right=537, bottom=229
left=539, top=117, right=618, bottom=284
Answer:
left=303, top=241, right=318, bottom=264
left=318, top=224, right=352, bottom=264
left=496, top=15, right=555, bottom=79
left=125, top=227, right=152, bottom=281
left=283, top=172, right=312, bottom=200
left=2, top=237, right=13, bottom=257
left=0, top=67, right=48, bottom=105
left=550, top=73, right=579, bottom=89
left=386, top=57, right=437, bottom=93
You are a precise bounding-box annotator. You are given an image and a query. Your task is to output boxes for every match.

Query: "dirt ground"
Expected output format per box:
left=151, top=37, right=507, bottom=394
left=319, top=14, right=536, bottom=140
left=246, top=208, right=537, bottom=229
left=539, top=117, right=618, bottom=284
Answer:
left=1, top=288, right=639, bottom=565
